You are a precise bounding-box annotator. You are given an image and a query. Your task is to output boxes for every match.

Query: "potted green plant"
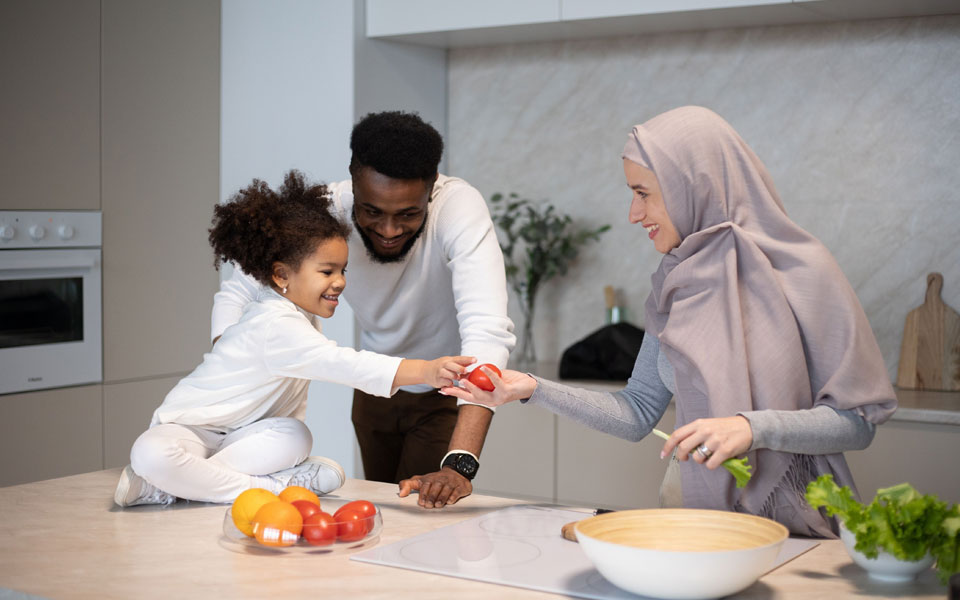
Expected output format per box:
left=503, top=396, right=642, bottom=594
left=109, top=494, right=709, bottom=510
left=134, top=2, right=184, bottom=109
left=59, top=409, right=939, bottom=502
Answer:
left=805, top=474, right=960, bottom=584
left=490, top=192, right=610, bottom=369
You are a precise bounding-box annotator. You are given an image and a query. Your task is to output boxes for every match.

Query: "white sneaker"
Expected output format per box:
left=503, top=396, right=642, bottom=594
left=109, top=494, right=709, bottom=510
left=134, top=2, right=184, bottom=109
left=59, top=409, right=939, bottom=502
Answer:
left=114, top=465, right=176, bottom=507
left=271, top=456, right=345, bottom=495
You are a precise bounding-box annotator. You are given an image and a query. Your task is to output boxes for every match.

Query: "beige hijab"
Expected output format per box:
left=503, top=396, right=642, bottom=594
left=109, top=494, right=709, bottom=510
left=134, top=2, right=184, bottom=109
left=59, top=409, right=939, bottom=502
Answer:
left=623, top=106, right=896, bottom=536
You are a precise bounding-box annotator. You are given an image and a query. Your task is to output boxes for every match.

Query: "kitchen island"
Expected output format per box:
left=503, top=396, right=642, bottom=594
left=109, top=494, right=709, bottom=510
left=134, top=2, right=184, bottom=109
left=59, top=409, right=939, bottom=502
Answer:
left=0, top=469, right=947, bottom=599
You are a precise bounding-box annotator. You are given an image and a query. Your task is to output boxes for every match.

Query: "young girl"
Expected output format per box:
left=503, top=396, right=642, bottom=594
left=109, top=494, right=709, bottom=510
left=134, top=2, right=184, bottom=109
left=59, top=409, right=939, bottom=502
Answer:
left=115, top=170, right=474, bottom=507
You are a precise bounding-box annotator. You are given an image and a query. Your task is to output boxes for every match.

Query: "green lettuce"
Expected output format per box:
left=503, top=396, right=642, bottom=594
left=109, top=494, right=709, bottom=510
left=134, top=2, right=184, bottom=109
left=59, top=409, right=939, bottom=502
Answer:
left=805, top=474, right=960, bottom=584
left=723, top=456, right=753, bottom=489
left=650, top=428, right=752, bottom=488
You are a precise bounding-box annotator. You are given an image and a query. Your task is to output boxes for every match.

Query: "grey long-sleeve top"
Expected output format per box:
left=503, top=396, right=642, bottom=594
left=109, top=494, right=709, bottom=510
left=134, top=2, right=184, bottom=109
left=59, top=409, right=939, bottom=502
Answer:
left=524, top=333, right=875, bottom=454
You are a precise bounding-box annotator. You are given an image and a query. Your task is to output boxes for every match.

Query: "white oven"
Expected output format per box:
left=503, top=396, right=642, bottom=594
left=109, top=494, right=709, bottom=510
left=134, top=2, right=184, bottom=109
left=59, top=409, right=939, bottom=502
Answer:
left=0, top=211, right=102, bottom=395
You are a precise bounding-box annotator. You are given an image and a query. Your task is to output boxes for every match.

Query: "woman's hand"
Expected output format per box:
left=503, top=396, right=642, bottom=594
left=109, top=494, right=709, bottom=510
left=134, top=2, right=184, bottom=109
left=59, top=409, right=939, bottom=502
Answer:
left=660, top=415, right=753, bottom=470
left=440, top=368, right=537, bottom=408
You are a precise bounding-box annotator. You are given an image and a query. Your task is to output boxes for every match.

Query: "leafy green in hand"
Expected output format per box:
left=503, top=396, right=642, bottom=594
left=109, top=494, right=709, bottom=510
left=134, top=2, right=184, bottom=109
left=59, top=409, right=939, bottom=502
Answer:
left=723, top=456, right=752, bottom=489
left=805, top=474, right=960, bottom=584
left=651, top=428, right=753, bottom=489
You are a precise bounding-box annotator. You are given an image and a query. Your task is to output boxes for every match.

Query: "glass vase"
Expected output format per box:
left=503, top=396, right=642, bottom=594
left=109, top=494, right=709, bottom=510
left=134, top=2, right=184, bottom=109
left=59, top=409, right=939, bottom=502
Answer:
left=515, top=298, right=537, bottom=371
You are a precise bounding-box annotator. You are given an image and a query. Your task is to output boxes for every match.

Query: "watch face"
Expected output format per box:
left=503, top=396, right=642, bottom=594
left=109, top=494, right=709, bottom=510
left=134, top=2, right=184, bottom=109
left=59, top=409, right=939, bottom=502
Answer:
left=444, top=453, right=479, bottom=479
left=457, top=455, right=478, bottom=477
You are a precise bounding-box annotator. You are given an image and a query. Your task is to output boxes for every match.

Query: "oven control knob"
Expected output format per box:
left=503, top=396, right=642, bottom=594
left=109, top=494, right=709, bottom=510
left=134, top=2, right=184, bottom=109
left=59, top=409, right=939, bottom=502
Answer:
left=0, top=225, right=14, bottom=241
left=57, top=225, right=75, bottom=240
left=29, top=225, right=46, bottom=241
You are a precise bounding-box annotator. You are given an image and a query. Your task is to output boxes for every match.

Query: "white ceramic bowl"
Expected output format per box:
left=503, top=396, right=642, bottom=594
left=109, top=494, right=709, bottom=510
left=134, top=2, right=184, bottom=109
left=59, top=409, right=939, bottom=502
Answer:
left=839, top=524, right=934, bottom=582
left=575, top=508, right=788, bottom=600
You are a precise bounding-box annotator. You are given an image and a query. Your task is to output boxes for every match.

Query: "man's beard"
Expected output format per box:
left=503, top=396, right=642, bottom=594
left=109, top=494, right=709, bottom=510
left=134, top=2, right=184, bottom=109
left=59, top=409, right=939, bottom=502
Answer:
left=351, top=207, right=428, bottom=264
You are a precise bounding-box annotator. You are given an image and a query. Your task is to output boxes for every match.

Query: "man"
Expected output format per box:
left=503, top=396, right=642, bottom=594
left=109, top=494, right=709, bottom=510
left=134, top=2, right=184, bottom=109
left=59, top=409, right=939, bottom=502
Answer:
left=211, top=111, right=515, bottom=508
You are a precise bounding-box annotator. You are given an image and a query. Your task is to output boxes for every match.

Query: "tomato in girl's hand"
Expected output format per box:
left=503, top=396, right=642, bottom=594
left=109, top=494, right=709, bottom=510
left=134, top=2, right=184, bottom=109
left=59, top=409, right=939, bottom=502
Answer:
left=302, top=511, right=337, bottom=546
left=336, top=508, right=370, bottom=542
left=466, top=364, right=501, bottom=392
left=291, top=499, right=320, bottom=521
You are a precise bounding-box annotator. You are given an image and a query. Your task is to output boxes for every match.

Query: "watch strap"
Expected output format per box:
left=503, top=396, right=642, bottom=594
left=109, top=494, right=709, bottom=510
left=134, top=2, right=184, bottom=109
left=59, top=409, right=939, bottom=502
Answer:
left=439, top=449, right=478, bottom=470
left=440, top=450, right=479, bottom=480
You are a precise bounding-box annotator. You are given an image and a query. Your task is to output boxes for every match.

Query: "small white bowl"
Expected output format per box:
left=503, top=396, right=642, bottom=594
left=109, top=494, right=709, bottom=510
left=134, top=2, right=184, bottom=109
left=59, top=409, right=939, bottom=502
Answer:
left=575, top=508, right=788, bottom=600
left=839, top=524, right=934, bottom=582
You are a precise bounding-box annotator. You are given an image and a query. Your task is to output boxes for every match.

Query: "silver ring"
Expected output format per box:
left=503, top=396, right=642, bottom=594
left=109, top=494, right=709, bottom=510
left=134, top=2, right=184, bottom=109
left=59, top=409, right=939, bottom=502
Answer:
left=695, top=444, right=713, bottom=459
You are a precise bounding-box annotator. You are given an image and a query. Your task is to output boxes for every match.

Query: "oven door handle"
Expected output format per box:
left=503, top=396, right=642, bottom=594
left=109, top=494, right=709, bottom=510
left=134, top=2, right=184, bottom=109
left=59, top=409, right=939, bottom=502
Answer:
left=0, top=256, right=99, bottom=272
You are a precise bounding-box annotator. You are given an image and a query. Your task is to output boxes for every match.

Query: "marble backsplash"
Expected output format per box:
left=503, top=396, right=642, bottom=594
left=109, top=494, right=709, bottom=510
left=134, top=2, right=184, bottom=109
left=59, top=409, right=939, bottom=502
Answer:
left=447, top=15, right=960, bottom=381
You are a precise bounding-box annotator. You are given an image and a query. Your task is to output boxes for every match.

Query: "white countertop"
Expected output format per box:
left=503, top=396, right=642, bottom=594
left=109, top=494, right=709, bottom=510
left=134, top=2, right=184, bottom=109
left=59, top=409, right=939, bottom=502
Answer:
left=0, top=469, right=949, bottom=599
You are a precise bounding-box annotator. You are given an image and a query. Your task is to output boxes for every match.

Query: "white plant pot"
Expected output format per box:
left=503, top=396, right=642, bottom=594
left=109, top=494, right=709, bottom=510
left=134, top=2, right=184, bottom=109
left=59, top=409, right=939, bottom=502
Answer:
left=839, top=524, right=934, bottom=582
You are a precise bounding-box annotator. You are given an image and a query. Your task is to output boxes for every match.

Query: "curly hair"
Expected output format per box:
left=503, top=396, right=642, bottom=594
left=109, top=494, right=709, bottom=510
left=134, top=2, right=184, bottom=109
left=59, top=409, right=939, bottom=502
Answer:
left=350, top=111, right=443, bottom=180
left=208, top=170, right=351, bottom=287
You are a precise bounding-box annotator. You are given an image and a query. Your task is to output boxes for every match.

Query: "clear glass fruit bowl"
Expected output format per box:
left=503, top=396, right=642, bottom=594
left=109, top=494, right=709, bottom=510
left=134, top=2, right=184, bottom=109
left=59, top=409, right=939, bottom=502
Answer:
left=221, top=496, right=382, bottom=555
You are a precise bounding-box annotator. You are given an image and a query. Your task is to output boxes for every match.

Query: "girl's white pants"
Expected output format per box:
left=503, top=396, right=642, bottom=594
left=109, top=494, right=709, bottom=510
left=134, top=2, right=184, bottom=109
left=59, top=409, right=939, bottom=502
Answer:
left=129, top=417, right=312, bottom=503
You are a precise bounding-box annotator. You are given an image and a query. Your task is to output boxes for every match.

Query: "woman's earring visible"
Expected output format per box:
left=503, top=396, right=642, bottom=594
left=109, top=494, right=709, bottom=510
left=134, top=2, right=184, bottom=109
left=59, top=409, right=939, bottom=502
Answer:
left=282, top=286, right=287, bottom=294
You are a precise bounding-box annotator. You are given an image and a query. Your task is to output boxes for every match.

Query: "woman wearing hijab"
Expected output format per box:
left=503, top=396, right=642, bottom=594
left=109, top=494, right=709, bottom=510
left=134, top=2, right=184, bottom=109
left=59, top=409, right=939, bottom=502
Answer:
left=443, top=106, right=897, bottom=537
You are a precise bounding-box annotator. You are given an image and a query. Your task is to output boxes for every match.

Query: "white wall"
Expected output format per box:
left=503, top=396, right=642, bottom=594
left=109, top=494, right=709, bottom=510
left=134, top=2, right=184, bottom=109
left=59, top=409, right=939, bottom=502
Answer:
left=220, top=0, right=450, bottom=480
left=353, top=0, right=448, bottom=169
left=220, top=0, right=359, bottom=476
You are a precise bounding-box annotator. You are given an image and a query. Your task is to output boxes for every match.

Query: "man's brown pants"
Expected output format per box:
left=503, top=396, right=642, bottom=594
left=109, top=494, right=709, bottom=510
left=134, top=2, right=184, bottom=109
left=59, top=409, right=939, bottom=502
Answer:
left=351, top=388, right=459, bottom=483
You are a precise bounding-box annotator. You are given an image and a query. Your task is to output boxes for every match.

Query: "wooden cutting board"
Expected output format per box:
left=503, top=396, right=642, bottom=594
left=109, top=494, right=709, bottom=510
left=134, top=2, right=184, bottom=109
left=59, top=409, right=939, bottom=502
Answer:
left=896, top=273, right=960, bottom=391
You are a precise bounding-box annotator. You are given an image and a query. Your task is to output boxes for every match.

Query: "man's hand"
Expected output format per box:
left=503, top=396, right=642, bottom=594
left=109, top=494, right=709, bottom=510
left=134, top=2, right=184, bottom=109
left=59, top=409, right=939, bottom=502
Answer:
left=397, top=468, right=472, bottom=509
left=396, top=401, right=490, bottom=510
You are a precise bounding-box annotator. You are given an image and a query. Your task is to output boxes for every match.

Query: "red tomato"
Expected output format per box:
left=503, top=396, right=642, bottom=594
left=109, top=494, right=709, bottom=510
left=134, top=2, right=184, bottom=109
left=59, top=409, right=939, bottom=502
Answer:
left=466, top=363, right=501, bottom=392
left=334, top=500, right=376, bottom=521
left=335, top=508, right=370, bottom=542
left=291, top=499, right=320, bottom=522
left=302, top=511, right=337, bottom=546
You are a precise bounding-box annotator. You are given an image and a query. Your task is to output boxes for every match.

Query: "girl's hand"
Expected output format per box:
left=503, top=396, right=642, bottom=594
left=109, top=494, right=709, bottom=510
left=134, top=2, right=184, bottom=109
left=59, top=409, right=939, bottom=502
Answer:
left=660, top=415, right=753, bottom=470
left=440, top=368, right=537, bottom=408
left=423, top=356, right=476, bottom=389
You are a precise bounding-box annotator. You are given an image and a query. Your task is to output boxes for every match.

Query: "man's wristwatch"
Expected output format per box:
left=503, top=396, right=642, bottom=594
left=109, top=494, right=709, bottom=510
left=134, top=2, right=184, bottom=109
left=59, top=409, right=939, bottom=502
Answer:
left=440, top=451, right=479, bottom=480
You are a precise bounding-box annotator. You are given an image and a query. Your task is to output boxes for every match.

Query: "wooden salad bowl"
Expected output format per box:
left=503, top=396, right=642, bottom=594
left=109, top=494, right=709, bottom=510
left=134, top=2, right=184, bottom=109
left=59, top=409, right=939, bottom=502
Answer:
left=575, top=508, right=788, bottom=600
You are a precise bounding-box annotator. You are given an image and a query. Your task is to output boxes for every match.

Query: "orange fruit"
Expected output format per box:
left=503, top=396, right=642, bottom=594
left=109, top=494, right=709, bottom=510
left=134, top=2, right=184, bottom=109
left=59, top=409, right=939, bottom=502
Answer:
left=278, top=485, right=321, bottom=508
left=231, top=488, right=280, bottom=537
left=252, top=500, right=304, bottom=547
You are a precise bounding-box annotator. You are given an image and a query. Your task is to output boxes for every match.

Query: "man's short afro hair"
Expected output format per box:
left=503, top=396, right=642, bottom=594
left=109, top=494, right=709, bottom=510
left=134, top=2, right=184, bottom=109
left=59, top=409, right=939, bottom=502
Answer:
left=350, top=111, right=443, bottom=180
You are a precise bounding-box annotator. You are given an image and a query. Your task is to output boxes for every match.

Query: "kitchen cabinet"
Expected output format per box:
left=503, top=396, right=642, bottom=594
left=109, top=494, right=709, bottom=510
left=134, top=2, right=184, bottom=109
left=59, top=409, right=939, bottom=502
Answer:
left=472, top=400, right=557, bottom=502
left=846, top=418, right=960, bottom=503
left=103, top=375, right=182, bottom=469
left=562, top=0, right=794, bottom=20
left=101, top=0, right=220, bottom=382
left=0, top=0, right=100, bottom=210
left=365, top=0, right=960, bottom=47
left=0, top=385, right=102, bottom=487
left=365, top=0, right=559, bottom=38
left=0, top=0, right=220, bottom=488
left=556, top=403, right=676, bottom=510
left=473, top=374, right=676, bottom=509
